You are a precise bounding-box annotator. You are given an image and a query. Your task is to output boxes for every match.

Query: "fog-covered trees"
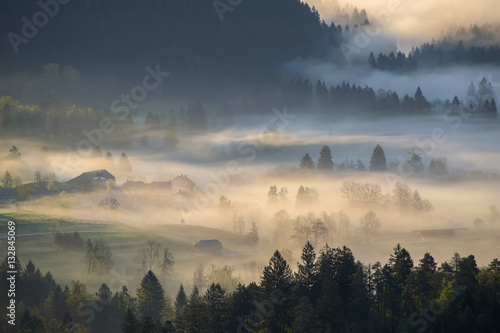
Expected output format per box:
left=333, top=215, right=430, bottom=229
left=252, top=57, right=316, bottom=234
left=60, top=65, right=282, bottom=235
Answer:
left=300, top=153, right=315, bottom=170
left=429, top=156, right=448, bottom=176
left=98, top=197, right=120, bottom=210
left=247, top=222, right=259, bottom=245
left=292, top=213, right=328, bottom=247
left=296, top=185, right=319, bottom=206
left=2, top=170, right=13, bottom=188
left=341, top=181, right=382, bottom=203
left=317, top=145, right=333, bottom=170
left=392, top=181, right=433, bottom=213
left=136, top=240, right=175, bottom=277
left=267, top=185, right=288, bottom=205
left=118, top=152, right=132, bottom=174
left=84, top=239, right=113, bottom=276
left=359, top=210, right=381, bottom=243
left=232, top=213, right=246, bottom=235
left=369, top=144, right=387, bottom=171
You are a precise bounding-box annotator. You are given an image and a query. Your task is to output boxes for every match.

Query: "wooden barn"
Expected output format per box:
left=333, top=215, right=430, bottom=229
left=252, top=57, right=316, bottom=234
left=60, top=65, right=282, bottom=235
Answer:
left=195, top=239, right=223, bottom=255
left=412, top=228, right=468, bottom=241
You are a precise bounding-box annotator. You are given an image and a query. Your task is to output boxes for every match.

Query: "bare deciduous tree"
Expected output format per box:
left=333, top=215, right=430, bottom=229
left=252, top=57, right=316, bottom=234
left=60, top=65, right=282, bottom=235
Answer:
left=136, top=240, right=174, bottom=277
left=360, top=210, right=381, bottom=244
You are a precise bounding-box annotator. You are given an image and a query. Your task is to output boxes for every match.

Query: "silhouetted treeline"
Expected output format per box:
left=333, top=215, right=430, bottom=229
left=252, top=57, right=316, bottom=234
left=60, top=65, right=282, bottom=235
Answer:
left=281, top=79, right=431, bottom=114
left=369, top=40, right=500, bottom=72
left=1, top=246, right=499, bottom=332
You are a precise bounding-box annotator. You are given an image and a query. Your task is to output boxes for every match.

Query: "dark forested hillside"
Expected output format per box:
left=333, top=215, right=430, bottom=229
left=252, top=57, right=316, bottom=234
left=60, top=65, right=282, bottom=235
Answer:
left=0, top=0, right=334, bottom=81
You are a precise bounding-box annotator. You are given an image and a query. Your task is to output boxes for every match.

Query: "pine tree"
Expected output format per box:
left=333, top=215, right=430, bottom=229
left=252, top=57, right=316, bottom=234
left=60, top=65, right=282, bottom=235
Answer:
left=414, top=87, right=429, bottom=110
left=247, top=222, right=259, bottom=245
left=369, top=144, right=387, bottom=171
left=491, top=98, right=497, bottom=114
left=2, top=171, right=13, bottom=188
left=174, top=284, right=188, bottom=331
left=300, top=153, right=315, bottom=169
left=368, top=52, right=377, bottom=69
left=136, top=270, right=166, bottom=322
left=261, top=250, right=293, bottom=331
left=317, top=145, right=333, bottom=170
left=227, top=284, right=255, bottom=332
left=174, top=284, right=187, bottom=317
left=296, top=241, right=318, bottom=293
left=204, top=283, right=228, bottom=333
left=118, top=152, right=132, bottom=174
left=184, top=286, right=208, bottom=332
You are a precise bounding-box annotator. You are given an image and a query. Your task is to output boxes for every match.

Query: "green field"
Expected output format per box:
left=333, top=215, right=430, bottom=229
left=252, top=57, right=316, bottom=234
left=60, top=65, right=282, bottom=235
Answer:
left=0, top=207, right=258, bottom=295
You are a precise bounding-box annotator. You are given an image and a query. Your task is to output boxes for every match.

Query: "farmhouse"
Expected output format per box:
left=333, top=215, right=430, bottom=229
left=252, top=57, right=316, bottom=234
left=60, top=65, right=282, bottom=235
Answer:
left=121, top=175, right=195, bottom=197
left=172, top=174, right=195, bottom=195
left=195, top=239, right=223, bottom=255
left=66, top=169, right=115, bottom=191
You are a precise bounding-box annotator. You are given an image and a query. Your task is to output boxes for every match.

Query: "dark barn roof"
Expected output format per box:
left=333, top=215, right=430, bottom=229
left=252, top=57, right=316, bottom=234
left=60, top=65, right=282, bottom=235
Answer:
left=66, top=169, right=115, bottom=185
left=195, top=239, right=223, bottom=250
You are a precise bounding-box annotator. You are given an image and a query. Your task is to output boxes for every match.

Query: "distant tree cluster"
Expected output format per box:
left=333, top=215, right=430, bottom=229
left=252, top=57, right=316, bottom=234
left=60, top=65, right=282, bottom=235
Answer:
left=274, top=209, right=377, bottom=246
left=53, top=232, right=83, bottom=250
left=267, top=185, right=288, bottom=205
left=296, top=186, right=319, bottom=206
left=341, top=181, right=382, bottom=204
left=281, top=78, right=431, bottom=114
left=369, top=40, right=500, bottom=72
left=340, top=180, right=432, bottom=213
left=293, top=144, right=462, bottom=180
left=136, top=240, right=175, bottom=278
left=84, top=238, right=113, bottom=276
left=98, top=197, right=120, bottom=210
left=392, top=181, right=433, bottom=213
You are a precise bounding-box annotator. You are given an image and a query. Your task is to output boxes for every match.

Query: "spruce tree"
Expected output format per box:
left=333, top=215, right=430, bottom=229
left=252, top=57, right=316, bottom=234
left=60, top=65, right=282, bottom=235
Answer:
left=174, top=284, right=187, bottom=316
left=300, top=153, right=315, bottom=169
left=204, top=283, right=228, bottom=333
left=261, top=250, right=293, bottom=331
left=185, top=286, right=208, bottom=332
left=317, top=145, right=334, bottom=170
left=136, top=270, right=166, bottom=322
left=174, top=284, right=188, bottom=331
left=369, top=144, right=387, bottom=171
left=296, top=241, right=318, bottom=293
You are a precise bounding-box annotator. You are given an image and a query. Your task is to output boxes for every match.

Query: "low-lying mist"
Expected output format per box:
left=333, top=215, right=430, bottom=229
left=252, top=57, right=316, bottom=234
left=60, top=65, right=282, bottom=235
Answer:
left=3, top=114, right=499, bottom=283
